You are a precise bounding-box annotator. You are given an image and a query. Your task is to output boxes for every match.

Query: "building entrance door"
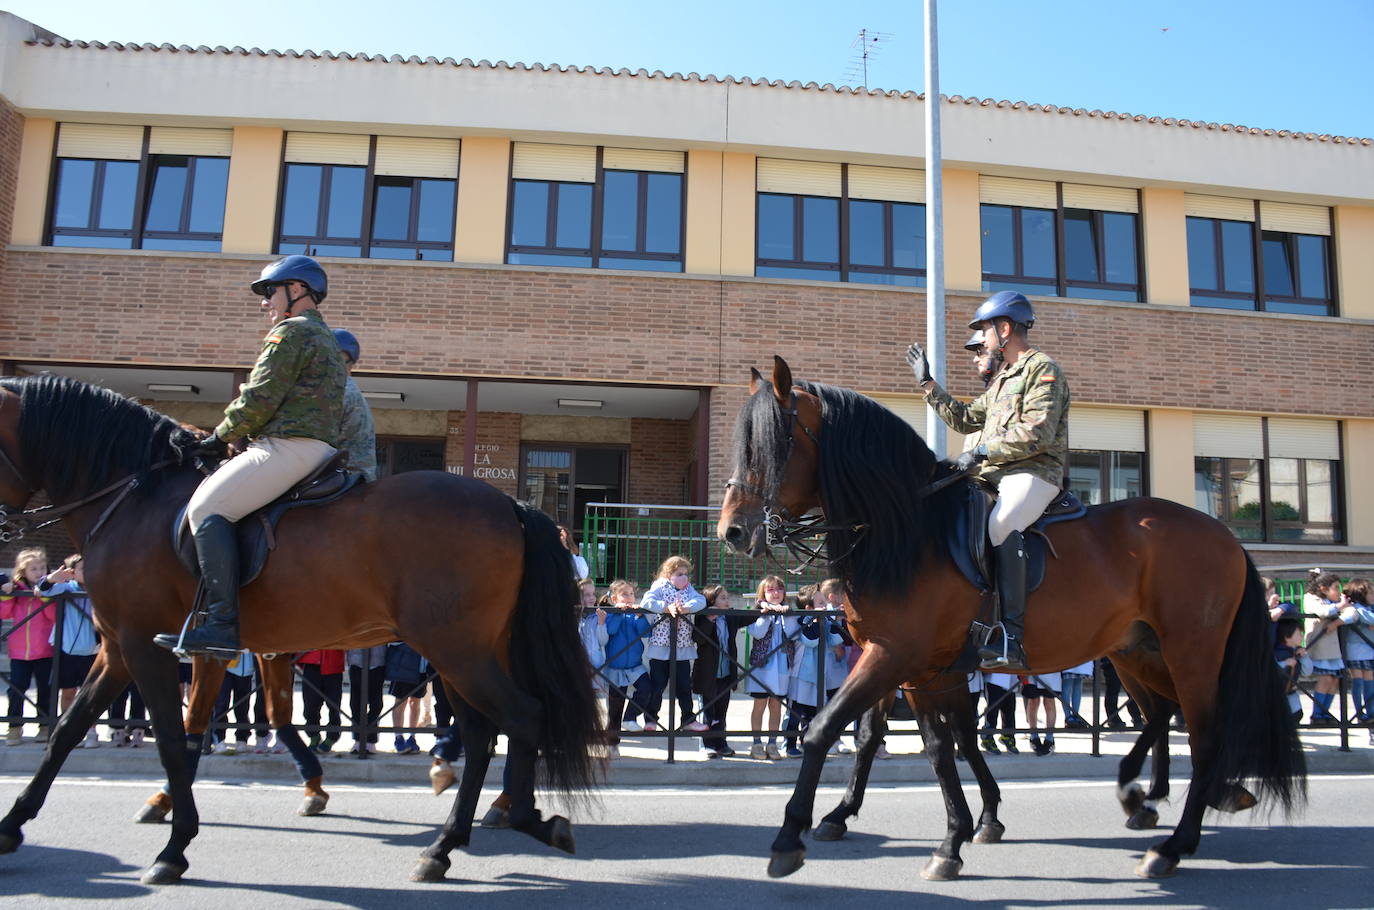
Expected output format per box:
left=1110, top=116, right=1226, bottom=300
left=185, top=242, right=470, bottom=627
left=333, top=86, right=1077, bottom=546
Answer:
left=520, top=444, right=626, bottom=536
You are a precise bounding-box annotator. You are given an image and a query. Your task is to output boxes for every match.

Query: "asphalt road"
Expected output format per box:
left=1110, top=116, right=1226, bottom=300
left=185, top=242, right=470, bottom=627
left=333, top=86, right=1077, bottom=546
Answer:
left=0, top=772, right=1369, bottom=909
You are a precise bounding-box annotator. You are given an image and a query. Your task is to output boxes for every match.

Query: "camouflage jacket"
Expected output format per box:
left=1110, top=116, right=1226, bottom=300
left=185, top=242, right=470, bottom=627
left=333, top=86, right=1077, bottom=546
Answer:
left=215, top=309, right=346, bottom=446
left=923, top=348, right=1070, bottom=487
left=339, top=376, right=378, bottom=481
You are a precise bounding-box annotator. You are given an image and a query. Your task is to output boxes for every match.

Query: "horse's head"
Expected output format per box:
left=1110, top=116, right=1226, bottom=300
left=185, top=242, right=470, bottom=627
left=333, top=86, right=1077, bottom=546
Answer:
left=718, top=355, right=824, bottom=558
left=0, top=384, right=37, bottom=516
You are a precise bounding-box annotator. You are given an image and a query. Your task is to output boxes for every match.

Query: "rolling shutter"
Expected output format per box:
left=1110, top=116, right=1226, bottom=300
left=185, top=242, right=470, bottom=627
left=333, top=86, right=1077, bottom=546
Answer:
left=868, top=394, right=927, bottom=440
left=979, top=176, right=1056, bottom=209
left=1259, top=202, right=1330, bottom=236
left=1194, top=415, right=1264, bottom=459
left=1267, top=418, right=1340, bottom=460
left=512, top=143, right=596, bottom=183
left=848, top=165, right=925, bottom=203
left=56, top=123, right=143, bottom=160
left=1184, top=194, right=1254, bottom=222
left=1068, top=407, right=1146, bottom=452
left=757, top=159, right=842, bottom=197
left=285, top=132, right=370, bottom=166
left=148, top=127, right=232, bottom=157
left=1062, top=184, right=1138, bottom=214
left=602, top=148, right=684, bottom=173
left=374, top=137, right=459, bottom=178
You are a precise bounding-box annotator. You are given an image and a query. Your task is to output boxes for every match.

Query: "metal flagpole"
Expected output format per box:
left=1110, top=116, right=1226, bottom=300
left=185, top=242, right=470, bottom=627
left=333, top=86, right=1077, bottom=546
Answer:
left=923, top=0, right=947, bottom=457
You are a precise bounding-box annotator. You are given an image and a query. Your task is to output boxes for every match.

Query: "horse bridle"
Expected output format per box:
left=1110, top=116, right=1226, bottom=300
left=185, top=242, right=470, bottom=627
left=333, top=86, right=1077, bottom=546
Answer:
left=724, top=389, right=869, bottom=575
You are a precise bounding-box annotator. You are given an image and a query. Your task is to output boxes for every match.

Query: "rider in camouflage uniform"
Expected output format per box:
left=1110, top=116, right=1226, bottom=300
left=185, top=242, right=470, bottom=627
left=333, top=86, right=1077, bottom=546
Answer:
left=332, top=328, right=378, bottom=483
left=907, top=291, right=1070, bottom=672
left=155, top=255, right=346, bottom=657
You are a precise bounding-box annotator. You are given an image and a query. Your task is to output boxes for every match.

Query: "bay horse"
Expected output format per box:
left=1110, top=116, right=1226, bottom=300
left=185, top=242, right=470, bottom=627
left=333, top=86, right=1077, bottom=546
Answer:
left=0, top=374, right=601, bottom=884
left=718, top=357, right=1304, bottom=880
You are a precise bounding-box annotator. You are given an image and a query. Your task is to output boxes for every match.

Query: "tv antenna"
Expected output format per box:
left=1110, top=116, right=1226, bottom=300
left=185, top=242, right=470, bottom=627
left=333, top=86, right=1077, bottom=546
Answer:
left=843, top=28, right=894, bottom=89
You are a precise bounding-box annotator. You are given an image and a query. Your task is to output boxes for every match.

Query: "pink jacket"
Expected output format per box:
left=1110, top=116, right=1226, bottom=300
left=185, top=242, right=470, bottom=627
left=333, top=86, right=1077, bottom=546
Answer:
left=0, top=585, right=56, bottom=660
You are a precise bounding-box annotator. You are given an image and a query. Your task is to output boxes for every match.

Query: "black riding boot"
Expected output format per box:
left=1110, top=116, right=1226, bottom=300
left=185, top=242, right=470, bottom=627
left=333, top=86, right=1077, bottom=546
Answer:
left=979, top=530, right=1029, bottom=672
left=154, top=515, right=241, bottom=657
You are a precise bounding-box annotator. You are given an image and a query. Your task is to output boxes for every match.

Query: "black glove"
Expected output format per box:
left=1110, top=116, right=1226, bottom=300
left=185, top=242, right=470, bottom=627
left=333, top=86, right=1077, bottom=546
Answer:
left=954, top=446, right=987, bottom=473
left=195, top=434, right=230, bottom=462
left=905, top=342, right=932, bottom=385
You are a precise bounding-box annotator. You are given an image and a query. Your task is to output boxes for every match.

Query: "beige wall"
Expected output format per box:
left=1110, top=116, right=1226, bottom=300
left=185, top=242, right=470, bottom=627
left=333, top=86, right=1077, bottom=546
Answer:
left=221, top=126, right=282, bottom=254
left=684, top=148, right=722, bottom=275
left=1334, top=205, right=1374, bottom=320
left=1344, top=419, right=1374, bottom=546
left=942, top=168, right=982, bottom=292
left=11, top=115, right=53, bottom=246
left=522, top=414, right=631, bottom=444
left=719, top=152, right=755, bottom=277
left=454, top=137, right=509, bottom=264
left=1147, top=408, right=1194, bottom=506
left=1141, top=187, right=1190, bottom=306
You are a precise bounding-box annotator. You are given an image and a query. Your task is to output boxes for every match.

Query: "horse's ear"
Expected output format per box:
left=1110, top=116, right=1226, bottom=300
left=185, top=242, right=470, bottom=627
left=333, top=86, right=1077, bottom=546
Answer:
left=749, top=367, right=764, bottom=396
left=771, top=356, right=793, bottom=405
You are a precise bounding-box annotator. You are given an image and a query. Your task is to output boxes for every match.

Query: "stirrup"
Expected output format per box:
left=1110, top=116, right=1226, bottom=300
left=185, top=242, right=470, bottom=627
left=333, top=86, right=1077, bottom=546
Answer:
left=978, top=625, right=1027, bottom=671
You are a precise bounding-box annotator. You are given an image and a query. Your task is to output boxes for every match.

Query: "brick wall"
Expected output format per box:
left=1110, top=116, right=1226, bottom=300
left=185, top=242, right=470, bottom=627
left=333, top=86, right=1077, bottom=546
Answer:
left=0, top=99, right=24, bottom=257
left=628, top=418, right=690, bottom=507
left=443, top=409, right=521, bottom=497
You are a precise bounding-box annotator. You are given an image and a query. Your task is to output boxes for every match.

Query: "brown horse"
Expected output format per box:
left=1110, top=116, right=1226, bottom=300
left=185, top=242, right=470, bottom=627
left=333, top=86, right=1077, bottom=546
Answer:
left=134, top=654, right=330, bottom=824
left=0, top=374, right=601, bottom=884
left=718, top=357, right=1304, bottom=880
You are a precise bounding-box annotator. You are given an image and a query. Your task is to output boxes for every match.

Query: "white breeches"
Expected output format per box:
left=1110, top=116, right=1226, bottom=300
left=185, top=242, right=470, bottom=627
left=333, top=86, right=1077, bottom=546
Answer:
left=187, top=436, right=337, bottom=528
left=988, top=472, right=1061, bottom=546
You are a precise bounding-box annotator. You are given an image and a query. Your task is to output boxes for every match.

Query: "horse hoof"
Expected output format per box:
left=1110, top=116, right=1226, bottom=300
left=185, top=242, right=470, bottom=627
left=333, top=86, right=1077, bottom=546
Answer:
left=408, top=855, right=450, bottom=883
left=1119, top=782, right=1146, bottom=816
left=298, top=793, right=329, bottom=817
left=767, top=848, right=805, bottom=879
left=921, top=855, right=964, bottom=881
left=549, top=816, right=576, bottom=855
left=812, top=821, right=847, bottom=842
left=972, top=821, right=1005, bottom=844
left=1210, top=784, right=1257, bottom=813
left=480, top=806, right=510, bottom=829
left=430, top=760, right=456, bottom=796
left=1125, top=808, right=1159, bottom=830
left=1134, top=848, right=1178, bottom=878
left=140, top=860, right=188, bottom=885
left=0, top=830, right=22, bottom=854
left=132, top=803, right=169, bottom=824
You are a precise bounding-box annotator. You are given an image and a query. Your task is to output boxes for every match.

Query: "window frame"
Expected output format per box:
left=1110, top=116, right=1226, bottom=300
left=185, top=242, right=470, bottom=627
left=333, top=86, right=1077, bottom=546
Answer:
left=504, top=147, right=686, bottom=271
left=980, top=184, right=1143, bottom=301
left=276, top=161, right=369, bottom=257
left=1068, top=448, right=1149, bottom=505
left=1187, top=202, right=1336, bottom=315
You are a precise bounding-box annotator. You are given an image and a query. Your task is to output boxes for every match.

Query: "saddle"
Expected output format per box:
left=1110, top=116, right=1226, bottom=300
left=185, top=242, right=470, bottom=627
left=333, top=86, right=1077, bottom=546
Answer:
left=172, top=451, right=364, bottom=586
left=949, top=479, right=1086, bottom=595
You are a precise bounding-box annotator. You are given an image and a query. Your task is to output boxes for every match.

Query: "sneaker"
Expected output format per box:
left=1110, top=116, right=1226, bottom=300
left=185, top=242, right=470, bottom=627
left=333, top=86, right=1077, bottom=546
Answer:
left=214, top=740, right=237, bottom=755
left=81, top=729, right=100, bottom=749
left=394, top=734, right=408, bottom=753
left=998, top=734, right=1019, bottom=755
left=682, top=721, right=710, bottom=733
left=35, top=726, right=49, bottom=744
left=317, top=735, right=338, bottom=754
left=785, top=745, right=803, bottom=758
left=621, top=720, right=642, bottom=733
left=365, top=742, right=377, bottom=754
left=714, top=745, right=736, bottom=758
left=766, top=743, right=783, bottom=760
left=5, top=727, right=21, bottom=747
left=642, top=720, right=659, bottom=733
left=270, top=734, right=286, bottom=754
left=1043, top=738, right=1056, bottom=755
left=875, top=743, right=893, bottom=760
left=980, top=735, right=999, bottom=754
left=349, top=741, right=364, bottom=755
left=254, top=737, right=268, bottom=754
left=607, top=745, right=621, bottom=759
left=111, top=729, right=129, bottom=747
left=404, top=735, right=420, bottom=754
left=130, top=728, right=145, bottom=747
left=749, top=743, right=767, bottom=760
left=835, top=740, right=854, bottom=754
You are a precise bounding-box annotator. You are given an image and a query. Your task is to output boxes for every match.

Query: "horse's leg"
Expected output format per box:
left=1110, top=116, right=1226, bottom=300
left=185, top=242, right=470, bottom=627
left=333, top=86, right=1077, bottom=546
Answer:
left=951, top=688, right=1004, bottom=845
left=1118, top=694, right=1174, bottom=830
left=255, top=656, right=327, bottom=817
left=411, top=689, right=499, bottom=883
left=0, top=649, right=129, bottom=853
left=770, top=646, right=902, bottom=879
left=813, top=696, right=891, bottom=841
left=913, top=692, right=975, bottom=881
left=136, top=655, right=225, bottom=824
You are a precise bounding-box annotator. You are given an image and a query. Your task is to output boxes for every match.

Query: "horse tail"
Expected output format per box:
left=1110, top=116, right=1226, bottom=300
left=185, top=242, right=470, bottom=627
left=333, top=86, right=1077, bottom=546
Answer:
left=508, top=500, right=603, bottom=797
left=1202, top=553, right=1307, bottom=813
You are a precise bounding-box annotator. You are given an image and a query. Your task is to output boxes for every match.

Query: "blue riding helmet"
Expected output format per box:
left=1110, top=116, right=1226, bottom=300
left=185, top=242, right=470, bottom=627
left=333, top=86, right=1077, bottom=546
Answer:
left=964, top=331, right=985, bottom=352
left=967, top=290, right=1034, bottom=330
left=250, top=255, right=328, bottom=301
left=332, top=328, right=360, bottom=365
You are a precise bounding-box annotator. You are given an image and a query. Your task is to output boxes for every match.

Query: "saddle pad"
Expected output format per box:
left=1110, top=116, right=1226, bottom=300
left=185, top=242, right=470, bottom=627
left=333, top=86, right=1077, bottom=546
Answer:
left=949, top=491, right=1086, bottom=593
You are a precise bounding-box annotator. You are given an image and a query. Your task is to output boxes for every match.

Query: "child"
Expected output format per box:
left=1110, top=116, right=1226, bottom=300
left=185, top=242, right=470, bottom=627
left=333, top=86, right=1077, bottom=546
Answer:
left=577, top=579, right=608, bottom=695
left=603, top=580, right=651, bottom=758
left=639, top=556, right=709, bottom=733
left=1, top=548, right=58, bottom=745
left=980, top=671, right=1018, bottom=754
left=1059, top=660, right=1094, bottom=728
left=1338, top=578, right=1374, bottom=726
left=41, top=555, right=102, bottom=748
left=1023, top=671, right=1061, bottom=755
left=815, top=579, right=854, bottom=754
left=784, top=584, right=844, bottom=757
left=211, top=650, right=256, bottom=754
left=346, top=645, right=387, bottom=754
left=297, top=649, right=346, bottom=752
left=1274, top=617, right=1311, bottom=722
left=1303, top=572, right=1348, bottom=724
left=693, top=585, right=749, bottom=758
left=384, top=641, right=426, bottom=754
left=745, top=575, right=798, bottom=760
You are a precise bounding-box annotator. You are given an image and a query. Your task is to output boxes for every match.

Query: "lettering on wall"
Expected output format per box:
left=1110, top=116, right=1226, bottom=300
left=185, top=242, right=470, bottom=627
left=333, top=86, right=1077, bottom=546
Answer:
left=446, top=442, right=517, bottom=481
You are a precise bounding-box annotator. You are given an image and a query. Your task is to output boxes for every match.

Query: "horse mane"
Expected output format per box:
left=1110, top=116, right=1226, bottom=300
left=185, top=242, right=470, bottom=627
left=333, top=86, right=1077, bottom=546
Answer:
left=0, top=374, right=198, bottom=503
left=798, top=380, right=961, bottom=604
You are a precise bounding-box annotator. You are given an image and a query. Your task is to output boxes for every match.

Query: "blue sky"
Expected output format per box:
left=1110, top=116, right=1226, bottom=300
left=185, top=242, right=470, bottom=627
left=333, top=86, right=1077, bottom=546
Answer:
left=10, top=0, right=1372, bottom=138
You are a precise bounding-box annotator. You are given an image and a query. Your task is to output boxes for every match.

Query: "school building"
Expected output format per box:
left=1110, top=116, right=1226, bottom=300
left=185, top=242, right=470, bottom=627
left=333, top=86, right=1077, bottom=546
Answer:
left=0, top=10, right=1371, bottom=576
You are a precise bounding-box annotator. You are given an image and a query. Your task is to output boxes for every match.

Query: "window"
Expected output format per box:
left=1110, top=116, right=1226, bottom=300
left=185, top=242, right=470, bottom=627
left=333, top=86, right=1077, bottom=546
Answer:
left=277, top=133, right=458, bottom=261
left=1185, top=196, right=1334, bottom=315
left=1193, top=415, right=1342, bottom=543
left=47, top=124, right=230, bottom=251
left=756, top=160, right=926, bottom=285
left=980, top=178, right=1141, bottom=301
left=506, top=144, right=683, bottom=271
left=1066, top=407, right=1148, bottom=504
left=375, top=437, right=445, bottom=478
